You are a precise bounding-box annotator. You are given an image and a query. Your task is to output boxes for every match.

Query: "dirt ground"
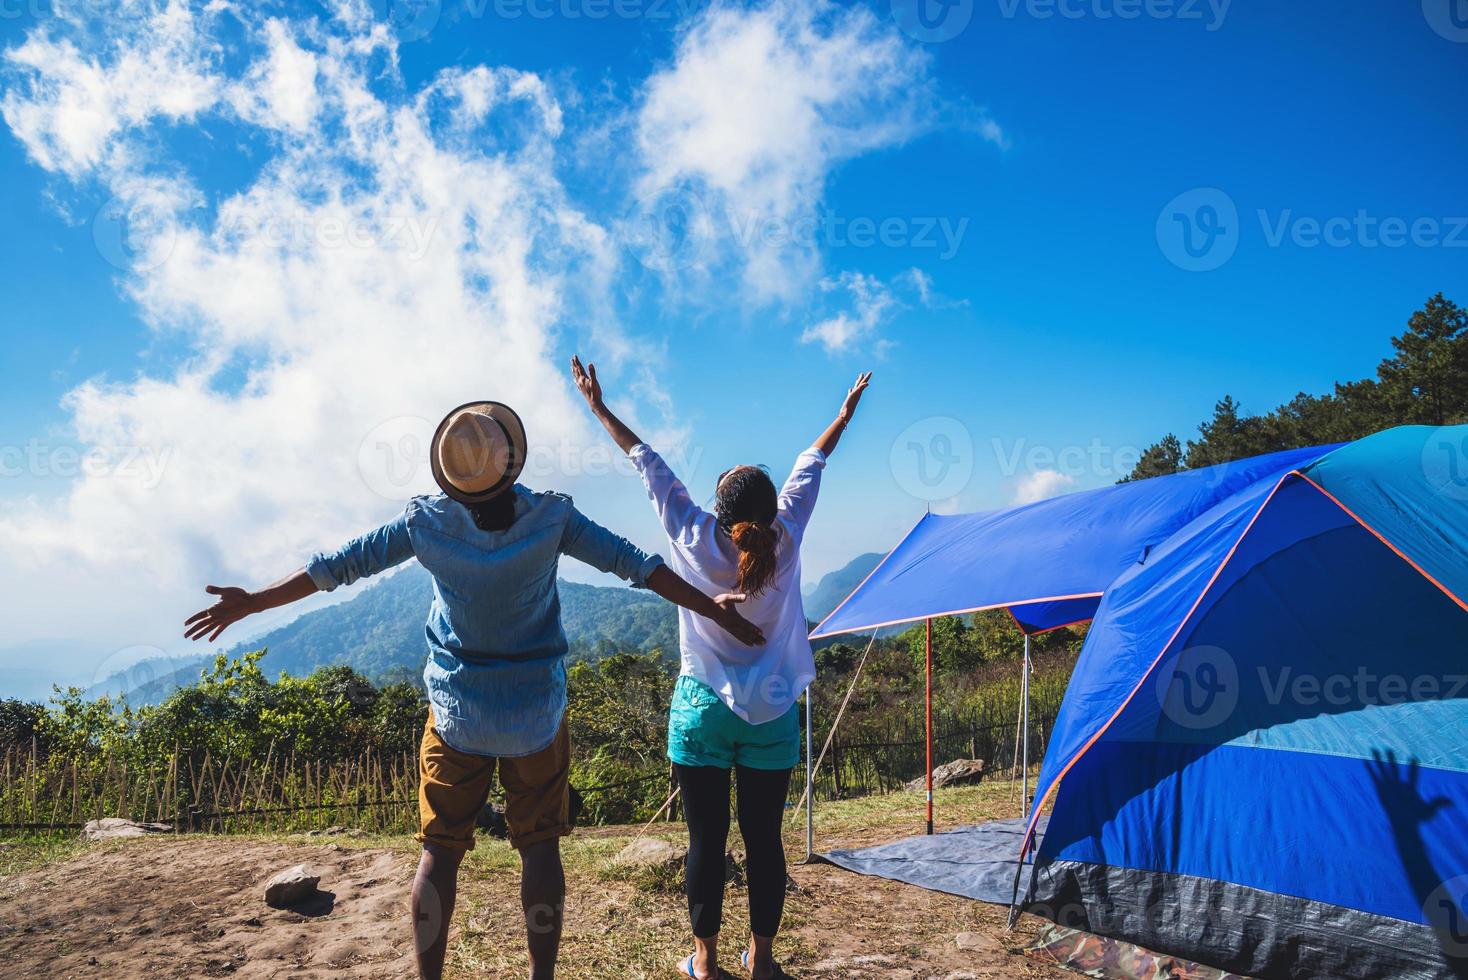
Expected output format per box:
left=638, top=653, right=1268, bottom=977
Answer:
left=0, top=784, right=1070, bottom=979
left=0, top=838, right=415, bottom=979
left=0, top=835, right=1067, bottom=980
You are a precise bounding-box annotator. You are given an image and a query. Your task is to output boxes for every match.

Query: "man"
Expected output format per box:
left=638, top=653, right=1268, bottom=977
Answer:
left=185, top=400, right=762, bottom=979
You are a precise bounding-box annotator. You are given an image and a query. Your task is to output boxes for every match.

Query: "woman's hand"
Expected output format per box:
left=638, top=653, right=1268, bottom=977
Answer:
left=813, top=371, right=873, bottom=457
left=838, top=371, right=873, bottom=424
left=711, top=593, right=765, bottom=647
left=570, top=354, right=642, bottom=453
left=570, top=355, right=603, bottom=410
left=184, top=585, right=258, bottom=643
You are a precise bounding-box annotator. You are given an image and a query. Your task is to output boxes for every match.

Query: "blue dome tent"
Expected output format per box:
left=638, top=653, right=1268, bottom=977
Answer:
left=809, top=425, right=1468, bottom=978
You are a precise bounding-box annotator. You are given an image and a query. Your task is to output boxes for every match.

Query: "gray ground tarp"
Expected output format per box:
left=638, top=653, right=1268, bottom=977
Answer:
left=819, top=816, right=1048, bottom=905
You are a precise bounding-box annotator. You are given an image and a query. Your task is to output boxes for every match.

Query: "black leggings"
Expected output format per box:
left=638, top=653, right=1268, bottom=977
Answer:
left=674, top=763, right=792, bottom=939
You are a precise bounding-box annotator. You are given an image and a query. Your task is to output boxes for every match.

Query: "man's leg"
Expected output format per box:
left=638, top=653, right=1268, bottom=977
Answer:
left=499, top=722, right=574, bottom=980
left=414, top=711, right=497, bottom=980
left=413, top=842, right=464, bottom=980
left=519, top=838, right=565, bottom=980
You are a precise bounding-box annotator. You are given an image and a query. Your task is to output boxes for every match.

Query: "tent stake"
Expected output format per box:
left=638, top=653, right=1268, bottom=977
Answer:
left=925, top=616, right=934, bottom=836
left=805, top=684, right=814, bottom=861
left=1022, top=632, right=1031, bottom=821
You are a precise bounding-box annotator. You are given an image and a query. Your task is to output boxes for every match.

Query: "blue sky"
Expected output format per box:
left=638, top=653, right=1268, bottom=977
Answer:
left=1, top=0, right=1464, bottom=690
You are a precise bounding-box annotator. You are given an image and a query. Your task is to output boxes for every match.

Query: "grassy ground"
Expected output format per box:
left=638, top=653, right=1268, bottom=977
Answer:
left=0, top=771, right=1064, bottom=979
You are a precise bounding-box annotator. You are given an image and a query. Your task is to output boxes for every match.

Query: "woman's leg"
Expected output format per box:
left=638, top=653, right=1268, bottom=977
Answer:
left=675, top=763, right=733, bottom=979
left=735, top=765, right=793, bottom=978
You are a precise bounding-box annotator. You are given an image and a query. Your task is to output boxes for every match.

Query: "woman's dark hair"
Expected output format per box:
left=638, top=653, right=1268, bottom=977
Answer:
left=467, top=490, right=518, bottom=533
left=714, top=465, right=779, bottom=597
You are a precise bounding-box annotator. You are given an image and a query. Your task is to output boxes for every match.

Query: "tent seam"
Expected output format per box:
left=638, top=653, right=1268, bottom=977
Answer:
left=1015, top=469, right=1299, bottom=858
left=1294, top=473, right=1468, bottom=615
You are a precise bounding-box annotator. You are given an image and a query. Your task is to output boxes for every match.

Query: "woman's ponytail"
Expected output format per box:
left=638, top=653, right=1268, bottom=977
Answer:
left=730, top=520, right=778, bottom=597
left=715, top=464, right=781, bottom=598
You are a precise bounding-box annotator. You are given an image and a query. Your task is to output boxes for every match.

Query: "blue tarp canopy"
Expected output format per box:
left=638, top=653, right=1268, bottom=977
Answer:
left=810, top=442, right=1339, bottom=638
left=810, top=425, right=1468, bottom=978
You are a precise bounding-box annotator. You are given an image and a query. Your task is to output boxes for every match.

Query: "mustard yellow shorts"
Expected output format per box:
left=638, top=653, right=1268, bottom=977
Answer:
left=416, top=712, right=571, bottom=851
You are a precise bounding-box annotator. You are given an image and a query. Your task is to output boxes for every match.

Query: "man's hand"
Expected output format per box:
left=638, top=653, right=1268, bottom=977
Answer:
left=570, top=355, right=603, bottom=410
left=711, top=592, right=765, bottom=647
left=184, top=585, right=258, bottom=643
left=838, top=371, right=873, bottom=424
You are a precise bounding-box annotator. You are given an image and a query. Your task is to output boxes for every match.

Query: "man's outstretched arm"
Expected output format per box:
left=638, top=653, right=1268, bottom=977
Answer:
left=184, top=571, right=318, bottom=644
left=186, top=510, right=414, bottom=643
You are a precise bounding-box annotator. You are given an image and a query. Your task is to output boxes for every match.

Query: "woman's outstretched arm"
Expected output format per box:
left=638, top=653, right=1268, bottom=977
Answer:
left=811, top=371, right=872, bottom=458
left=570, top=355, right=641, bottom=453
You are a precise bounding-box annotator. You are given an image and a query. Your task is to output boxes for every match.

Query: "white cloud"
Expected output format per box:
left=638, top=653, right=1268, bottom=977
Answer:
left=0, top=2, right=617, bottom=653
left=227, top=19, right=321, bottom=132
left=1011, top=469, right=1077, bottom=505
left=904, top=267, right=933, bottom=306
left=801, top=271, right=895, bottom=354
left=801, top=265, right=959, bottom=354
left=1, top=0, right=222, bottom=178
left=974, top=115, right=1009, bottom=151
left=633, top=0, right=936, bottom=300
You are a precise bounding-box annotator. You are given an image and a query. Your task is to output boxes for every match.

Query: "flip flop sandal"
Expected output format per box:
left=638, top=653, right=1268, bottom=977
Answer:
left=680, top=954, right=736, bottom=979
left=741, top=949, right=793, bottom=979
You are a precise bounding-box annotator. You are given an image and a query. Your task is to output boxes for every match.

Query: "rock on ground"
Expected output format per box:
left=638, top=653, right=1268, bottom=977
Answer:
left=81, top=818, right=174, bottom=841
left=611, top=837, right=687, bottom=869
left=956, top=930, right=1000, bottom=951
left=904, top=758, right=987, bottom=791
left=263, top=864, right=320, bottom=907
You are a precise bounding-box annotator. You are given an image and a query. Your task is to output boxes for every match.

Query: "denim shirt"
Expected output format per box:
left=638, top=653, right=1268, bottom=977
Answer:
left=305, top=486, right=664, bottom=757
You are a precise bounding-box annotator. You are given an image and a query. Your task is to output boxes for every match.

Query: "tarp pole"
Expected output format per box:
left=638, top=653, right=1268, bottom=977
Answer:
left=1022, top=633, right=1031, bottom=821
left=925, top=616, right=934, bottom=836
left=804, top=684, right=814, bottom=861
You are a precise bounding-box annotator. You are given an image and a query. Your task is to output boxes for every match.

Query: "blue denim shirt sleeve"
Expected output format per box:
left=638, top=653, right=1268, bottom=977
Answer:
left=559, top=504, right=664, bottom=585
left=305, top=507, right=416, bottom=592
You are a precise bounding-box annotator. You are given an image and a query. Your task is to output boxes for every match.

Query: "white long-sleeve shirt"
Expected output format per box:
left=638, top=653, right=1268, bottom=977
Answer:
left=628, top=444, right=824, bottom=724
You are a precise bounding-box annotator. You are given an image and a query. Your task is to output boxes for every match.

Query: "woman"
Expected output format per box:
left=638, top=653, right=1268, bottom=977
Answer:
left=571, top=358, right=871, bottom=980
left=183, top=399, right=763, bottom=980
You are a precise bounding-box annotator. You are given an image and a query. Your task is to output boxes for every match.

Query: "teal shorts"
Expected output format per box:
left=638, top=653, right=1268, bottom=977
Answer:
left=667, top=675, right=800, bottom=771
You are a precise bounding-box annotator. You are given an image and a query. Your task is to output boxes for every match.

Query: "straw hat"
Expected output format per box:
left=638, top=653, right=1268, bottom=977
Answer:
left=429, top=401, right=527, bottom=504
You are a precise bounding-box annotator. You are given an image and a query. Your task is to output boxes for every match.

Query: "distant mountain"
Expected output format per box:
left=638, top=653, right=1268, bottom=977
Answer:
left=803, top=552, right=885, bottom=623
